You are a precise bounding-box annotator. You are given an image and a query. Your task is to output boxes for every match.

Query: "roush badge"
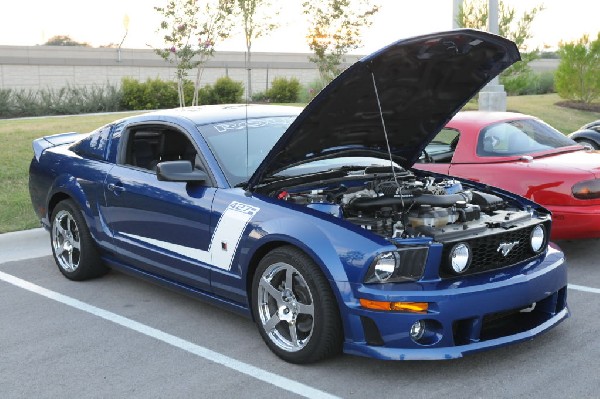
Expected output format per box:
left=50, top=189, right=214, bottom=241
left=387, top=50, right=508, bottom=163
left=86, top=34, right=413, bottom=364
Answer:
left=497, top=241, right=520, bottom=257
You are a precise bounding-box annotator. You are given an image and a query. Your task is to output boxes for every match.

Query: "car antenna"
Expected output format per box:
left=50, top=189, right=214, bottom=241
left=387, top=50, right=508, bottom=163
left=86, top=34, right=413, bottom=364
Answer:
left=244, top=51, right=252, bottom=197
left=371, top=71, right=404, bottom=207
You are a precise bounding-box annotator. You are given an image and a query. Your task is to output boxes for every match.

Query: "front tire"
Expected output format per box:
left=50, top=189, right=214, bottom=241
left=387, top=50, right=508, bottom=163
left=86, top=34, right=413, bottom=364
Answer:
left=252, top=246, right=342, bottom=364
left=50, top=200, right=107, bottom=281
left=577, top=138, right=599, bottom=150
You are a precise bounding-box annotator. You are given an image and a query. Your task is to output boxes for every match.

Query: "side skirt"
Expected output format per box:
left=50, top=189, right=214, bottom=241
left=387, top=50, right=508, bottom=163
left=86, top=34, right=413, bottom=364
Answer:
left=101, top=255, right=252, bottom=319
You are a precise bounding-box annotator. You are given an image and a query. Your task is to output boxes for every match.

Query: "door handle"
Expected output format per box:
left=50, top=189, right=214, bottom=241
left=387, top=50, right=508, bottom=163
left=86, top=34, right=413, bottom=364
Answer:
left=107, top=182, right=125, bottom=193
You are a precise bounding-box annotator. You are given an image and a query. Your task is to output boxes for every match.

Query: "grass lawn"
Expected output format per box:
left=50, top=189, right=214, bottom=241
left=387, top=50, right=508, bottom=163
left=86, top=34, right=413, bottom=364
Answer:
left=1, top=96, right=599, bottom=233
left=462, top=93, right=600, bottom=133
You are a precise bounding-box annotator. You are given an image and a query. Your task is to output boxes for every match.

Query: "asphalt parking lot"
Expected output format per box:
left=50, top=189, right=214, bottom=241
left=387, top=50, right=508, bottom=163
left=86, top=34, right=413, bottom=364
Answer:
left=1, top=229, right=599, bottom=399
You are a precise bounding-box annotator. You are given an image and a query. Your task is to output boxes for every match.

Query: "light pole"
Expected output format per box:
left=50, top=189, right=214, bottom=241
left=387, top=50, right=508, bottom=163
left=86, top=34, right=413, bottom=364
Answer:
left=478, top=0, right=507, bottom=111
left=452, top=0, right=461, bottom=29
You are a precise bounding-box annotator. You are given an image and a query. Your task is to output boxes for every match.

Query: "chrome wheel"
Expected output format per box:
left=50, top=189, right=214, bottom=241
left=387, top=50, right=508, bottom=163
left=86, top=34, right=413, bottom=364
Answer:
left=257, top=262, right=315, bottom=352
left=52, top=209, right=81, bottom=272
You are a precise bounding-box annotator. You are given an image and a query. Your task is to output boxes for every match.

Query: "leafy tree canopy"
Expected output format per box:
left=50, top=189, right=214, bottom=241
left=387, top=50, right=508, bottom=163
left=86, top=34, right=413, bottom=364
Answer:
left=555, top=33, right=600, bottom=104
left=303, top=0, right=379, bottom=82
left=43, top=35, right=90, bottom=47
left=456, top=0, right=544, bottom=80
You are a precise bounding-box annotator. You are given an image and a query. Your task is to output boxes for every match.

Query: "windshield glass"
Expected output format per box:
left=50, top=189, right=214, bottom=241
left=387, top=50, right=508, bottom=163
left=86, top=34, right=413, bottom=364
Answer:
left=476, top=118, right=577, bottom=157
left=198, top=116, right=296, bottom=186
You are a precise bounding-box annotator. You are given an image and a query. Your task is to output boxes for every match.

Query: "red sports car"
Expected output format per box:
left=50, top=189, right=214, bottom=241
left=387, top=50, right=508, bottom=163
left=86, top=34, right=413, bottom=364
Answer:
left=416, top=111, right=600, bottom=240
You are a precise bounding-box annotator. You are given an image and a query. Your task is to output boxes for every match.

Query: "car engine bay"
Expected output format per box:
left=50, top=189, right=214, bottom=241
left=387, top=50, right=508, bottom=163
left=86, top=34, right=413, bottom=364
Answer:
left=270, top=168, right=546, bottom=242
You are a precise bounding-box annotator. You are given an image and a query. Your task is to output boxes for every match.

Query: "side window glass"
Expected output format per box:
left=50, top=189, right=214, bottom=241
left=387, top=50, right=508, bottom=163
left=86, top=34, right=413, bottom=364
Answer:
left=124, top=127, right=202, bottom=173
left=477, top=124, right=514, bottom=156
left=423, top=128, right=459, bottom=163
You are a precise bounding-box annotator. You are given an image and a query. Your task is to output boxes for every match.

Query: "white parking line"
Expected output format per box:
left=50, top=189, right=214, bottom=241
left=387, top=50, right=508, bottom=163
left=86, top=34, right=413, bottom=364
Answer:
left=0, top=270, right=340, bottom=399
left=568, top=284, right=600, bottom=294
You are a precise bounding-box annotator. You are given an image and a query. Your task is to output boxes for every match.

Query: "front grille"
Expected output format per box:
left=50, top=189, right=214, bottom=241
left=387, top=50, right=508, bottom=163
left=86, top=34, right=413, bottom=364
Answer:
left=440, top=221, right=550, bottom=278
left=452, top=286, right=567, bottom=345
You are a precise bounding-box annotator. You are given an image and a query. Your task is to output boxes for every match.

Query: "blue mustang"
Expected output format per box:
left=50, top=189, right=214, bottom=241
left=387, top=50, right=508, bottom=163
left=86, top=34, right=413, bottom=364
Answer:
left=29, top=30, right=569, bottom=363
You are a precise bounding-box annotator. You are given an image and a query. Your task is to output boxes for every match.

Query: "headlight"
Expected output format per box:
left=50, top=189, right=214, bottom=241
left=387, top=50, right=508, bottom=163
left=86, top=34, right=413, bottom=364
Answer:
left=372, top=252, right=397, bottom=282
left=449, top=242, right=471, bottom=274
left=572, top=179, right=600, bottom=199
left=530, top=224, right=546, bottom=253
left=364, top=247, right=428, bottom=284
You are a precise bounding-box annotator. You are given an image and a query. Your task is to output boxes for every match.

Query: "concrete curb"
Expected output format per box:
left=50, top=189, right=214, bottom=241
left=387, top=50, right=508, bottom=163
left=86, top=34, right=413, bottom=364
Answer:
left=0, top=228, right=51, bottom=263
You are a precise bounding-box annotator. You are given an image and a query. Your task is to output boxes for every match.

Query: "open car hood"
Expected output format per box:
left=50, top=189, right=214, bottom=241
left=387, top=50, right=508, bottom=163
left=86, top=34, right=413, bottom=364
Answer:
left=247, top=29, right=520, bottom=190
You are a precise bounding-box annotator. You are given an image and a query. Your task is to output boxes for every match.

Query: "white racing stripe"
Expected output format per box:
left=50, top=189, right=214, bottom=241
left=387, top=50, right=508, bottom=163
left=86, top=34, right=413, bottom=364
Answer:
left=0, top=270, right=339, bottom=399
left=120, top=201, right=259, bottom=271
left=568, top=284, right=600, bottom=294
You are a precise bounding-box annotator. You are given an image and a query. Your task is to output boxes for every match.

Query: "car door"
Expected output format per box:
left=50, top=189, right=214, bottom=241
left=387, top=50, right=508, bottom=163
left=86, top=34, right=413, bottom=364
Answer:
left=102, top=122, right=216, bottom=292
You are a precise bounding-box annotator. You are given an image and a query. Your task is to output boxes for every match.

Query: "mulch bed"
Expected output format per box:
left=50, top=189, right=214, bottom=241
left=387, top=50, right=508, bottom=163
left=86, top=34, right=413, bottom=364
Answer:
left=555, top=101, right=600, bottom=113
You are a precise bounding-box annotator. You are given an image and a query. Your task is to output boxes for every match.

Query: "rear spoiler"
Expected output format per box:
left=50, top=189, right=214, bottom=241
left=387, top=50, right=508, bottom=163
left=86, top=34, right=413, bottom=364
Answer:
left=32, top=132, right=86, bottom=161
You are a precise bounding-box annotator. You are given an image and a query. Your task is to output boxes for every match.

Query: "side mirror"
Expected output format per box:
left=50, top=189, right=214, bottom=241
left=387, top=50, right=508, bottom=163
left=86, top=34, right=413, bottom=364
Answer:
left=156, top=160, right=208, bottom=183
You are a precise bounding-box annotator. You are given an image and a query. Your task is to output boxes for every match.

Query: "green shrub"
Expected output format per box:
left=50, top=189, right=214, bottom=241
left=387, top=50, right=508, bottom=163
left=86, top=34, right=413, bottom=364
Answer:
left=502, top=71, right=556, bottom=96
left=537, top=71, right=555, bottom=94
left=251, top=91, right=269, bottom=103
left=555, top=33, right=600, bottom=104
left=10, top=89, right=40, bottom=117
left=265, top=77, right=301, bottom=103
left=198, top=76, right=244, bottom=105
left=299, top=78, right=328, bottom=103
left=0, top=83, right=123, bottom=118
left=502, top=72, right=538, bottom=95
left=120, top=77, right=181, bottom=110
left=0, top=89, right=13, bottom=117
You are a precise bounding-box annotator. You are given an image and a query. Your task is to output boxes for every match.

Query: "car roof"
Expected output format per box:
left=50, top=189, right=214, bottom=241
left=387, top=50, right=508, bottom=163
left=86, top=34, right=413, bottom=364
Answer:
left=143, top=104, right=303, bottom=125
left=449, top=111, right=535, bottom=127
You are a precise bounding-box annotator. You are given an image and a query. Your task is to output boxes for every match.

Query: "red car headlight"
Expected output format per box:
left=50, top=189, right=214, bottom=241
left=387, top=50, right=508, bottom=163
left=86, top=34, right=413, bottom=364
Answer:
left=572, top=179, right=600, bottom=199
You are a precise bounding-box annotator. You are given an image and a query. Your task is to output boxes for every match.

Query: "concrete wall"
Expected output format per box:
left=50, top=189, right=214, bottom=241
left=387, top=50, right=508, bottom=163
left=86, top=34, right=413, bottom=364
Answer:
left=0, top=45, right=558, bottom=94
left=0, top=45, right=362, bottom=94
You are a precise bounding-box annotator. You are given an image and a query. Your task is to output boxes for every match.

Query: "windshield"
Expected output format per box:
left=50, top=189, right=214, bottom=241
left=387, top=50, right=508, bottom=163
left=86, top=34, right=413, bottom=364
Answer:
left=198, top=116, right=296, bottom=186
left=476, top=118, right=577, bottom=157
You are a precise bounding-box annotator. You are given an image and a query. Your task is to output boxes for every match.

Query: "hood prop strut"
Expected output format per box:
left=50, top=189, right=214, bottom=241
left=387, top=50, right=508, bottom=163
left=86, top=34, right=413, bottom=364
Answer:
left=371, top=72, right=405, bottom=208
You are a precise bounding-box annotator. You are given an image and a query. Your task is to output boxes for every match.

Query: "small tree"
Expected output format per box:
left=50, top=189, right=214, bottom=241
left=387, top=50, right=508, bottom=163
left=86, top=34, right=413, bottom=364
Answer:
left=457, top=0, right=544, bottom=82
left=155, top=0, right=200, bottom=107
left=191, top=0, right=235, bottom=106
left=555, top=33, right=600, bottom=104
left=155, top=0, right=234, bottom=107
left=236, top=0, right=279, bottom=99
left=303, top=0, right=379, bottom=82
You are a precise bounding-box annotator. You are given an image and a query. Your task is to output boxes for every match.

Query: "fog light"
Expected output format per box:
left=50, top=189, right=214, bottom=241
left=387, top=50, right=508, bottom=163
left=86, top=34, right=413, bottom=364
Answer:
left=449, top=242, right=471, bottom=274
left=410, top=320, right=425, bottom=341
left=530, top=225, right=545, bottom=253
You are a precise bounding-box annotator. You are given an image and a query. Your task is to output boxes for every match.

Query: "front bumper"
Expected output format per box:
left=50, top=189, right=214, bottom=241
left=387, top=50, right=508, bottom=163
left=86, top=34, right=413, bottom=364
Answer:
left=341, top=243, right=569, bottom=360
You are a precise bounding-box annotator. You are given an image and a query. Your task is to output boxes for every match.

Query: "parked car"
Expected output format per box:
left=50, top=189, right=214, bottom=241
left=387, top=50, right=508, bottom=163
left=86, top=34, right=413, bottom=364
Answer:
left=568, top=119, right=600, bottom=150
left=29, top=30, right=568, bottom=363
left=417, top=111, right=600, bottom=239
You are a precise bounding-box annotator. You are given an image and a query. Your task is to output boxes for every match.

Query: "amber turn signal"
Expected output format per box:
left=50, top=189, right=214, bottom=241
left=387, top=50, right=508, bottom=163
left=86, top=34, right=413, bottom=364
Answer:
left=360, top=299, right=428, bottom=313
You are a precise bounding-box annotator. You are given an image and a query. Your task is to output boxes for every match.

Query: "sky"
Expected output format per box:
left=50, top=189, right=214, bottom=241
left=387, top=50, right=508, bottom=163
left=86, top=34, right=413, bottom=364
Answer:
left=1, top=0, right=598, bottom=54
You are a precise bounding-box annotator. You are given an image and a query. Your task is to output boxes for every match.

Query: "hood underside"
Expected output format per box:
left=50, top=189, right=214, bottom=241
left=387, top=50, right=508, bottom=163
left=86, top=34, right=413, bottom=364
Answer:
left=248, top=29, right=520, bottom=190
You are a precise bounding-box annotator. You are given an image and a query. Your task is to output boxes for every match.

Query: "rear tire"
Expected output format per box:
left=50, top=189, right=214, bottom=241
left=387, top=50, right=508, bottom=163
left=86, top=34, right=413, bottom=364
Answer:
left=252, top=246, right=342, bottom=364
left=50, top=200, right=107, bottom=281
